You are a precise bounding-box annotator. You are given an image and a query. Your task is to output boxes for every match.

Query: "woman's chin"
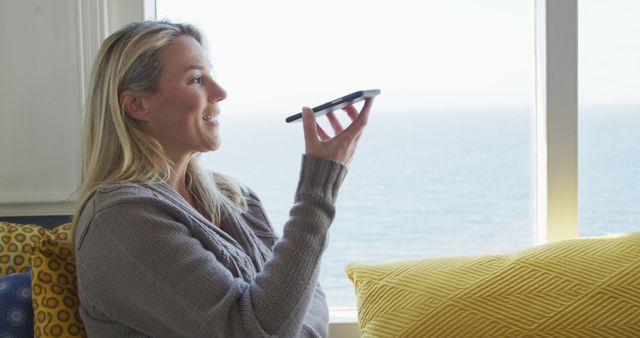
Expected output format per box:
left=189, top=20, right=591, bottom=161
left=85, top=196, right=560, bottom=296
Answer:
left=195, top=141, right=221, bottom=154
left=207, top=139, right=221, bottom=152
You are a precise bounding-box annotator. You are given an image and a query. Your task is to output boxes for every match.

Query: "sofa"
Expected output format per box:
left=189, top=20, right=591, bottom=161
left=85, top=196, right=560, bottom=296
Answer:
left=1, top=219, right=638, bottom=338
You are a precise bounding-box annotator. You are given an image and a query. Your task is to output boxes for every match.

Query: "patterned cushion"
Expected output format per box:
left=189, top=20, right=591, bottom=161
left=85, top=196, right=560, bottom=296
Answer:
left=346, top=233, right=640, bottom=337
left=0, top=270, right=34, bottom=337
left=0, top=223, right=47, bottom=276
left=31, top=223, right=86, bottom=337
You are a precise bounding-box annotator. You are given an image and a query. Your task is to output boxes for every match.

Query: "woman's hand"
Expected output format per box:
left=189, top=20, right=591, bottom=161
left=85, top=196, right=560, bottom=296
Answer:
left=302, top=97, right=373, bottom=166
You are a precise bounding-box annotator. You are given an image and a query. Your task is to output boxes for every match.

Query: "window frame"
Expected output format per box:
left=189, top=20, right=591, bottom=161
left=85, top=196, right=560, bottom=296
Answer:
left=84, top=0, right=579, bottom=335
left=534, top=0, right=579, bottom=245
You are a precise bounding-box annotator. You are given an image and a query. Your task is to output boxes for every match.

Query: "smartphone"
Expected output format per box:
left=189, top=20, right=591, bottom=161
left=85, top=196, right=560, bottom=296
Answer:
left=285, top=89, right=381, bottom=123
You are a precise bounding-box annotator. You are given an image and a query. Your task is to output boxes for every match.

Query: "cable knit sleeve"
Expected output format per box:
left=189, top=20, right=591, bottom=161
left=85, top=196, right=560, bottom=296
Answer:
left=74, top=154, right=347, bottom=338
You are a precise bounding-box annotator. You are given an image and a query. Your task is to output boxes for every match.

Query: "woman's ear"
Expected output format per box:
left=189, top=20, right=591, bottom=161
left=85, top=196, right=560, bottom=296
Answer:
left=119, top=90, right=150, bottom=122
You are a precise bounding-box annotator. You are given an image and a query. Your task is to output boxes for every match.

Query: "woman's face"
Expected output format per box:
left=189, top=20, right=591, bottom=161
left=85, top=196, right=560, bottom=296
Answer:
left=141, top=34, right=226, bottom=161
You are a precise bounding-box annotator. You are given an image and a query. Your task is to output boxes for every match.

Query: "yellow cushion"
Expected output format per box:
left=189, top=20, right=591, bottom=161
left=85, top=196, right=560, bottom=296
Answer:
left=0, top=222, right=47, bottom=276
left=31, top=223, right=86, bottom=337
left=346, top=233, right=640, bottom=337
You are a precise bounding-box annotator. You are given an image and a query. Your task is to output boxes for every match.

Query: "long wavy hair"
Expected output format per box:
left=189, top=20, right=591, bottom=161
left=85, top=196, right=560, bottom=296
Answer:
left=73, top=21, right=246, bottom=235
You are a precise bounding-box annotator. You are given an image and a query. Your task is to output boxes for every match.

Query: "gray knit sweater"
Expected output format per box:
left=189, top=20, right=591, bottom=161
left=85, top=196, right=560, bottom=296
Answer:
left=74, top=155, right=348, bottom=337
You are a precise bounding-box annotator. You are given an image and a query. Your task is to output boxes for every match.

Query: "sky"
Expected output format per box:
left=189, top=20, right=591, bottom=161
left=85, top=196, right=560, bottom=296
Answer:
left=156, top=0, right=639, bottom=115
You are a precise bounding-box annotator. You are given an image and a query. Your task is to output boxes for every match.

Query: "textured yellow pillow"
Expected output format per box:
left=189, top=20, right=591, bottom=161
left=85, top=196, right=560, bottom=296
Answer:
left=0, top=222, right=47, bottom=276
left=346, top=233, right=640, bottom=337
left=31, top=223, right=86, bottom=337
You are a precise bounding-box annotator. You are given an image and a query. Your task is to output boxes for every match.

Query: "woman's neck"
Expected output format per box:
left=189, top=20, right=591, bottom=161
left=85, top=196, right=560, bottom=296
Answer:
left=164, top=151, right=213, bottom=223
left=165, top=153, right=211, bottom=222
left=165, top=153, right=191, bottom=201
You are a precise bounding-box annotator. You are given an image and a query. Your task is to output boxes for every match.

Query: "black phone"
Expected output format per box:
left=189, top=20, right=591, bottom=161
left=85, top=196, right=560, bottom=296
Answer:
left=285, top=89, right=381, bottom=123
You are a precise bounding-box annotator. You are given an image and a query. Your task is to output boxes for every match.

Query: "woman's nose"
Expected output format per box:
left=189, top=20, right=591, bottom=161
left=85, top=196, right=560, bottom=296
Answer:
left=207, top=79, right=227, bottom=102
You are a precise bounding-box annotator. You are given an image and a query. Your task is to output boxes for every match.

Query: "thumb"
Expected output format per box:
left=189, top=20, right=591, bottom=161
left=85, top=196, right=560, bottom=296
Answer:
left=301, top=107, right=318, bottom=148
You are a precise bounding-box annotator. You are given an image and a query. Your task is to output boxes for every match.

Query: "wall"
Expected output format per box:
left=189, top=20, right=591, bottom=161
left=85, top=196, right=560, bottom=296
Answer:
left=0, top=1, right=83, bottom=216
left=0, top=0, right=150, bottom=217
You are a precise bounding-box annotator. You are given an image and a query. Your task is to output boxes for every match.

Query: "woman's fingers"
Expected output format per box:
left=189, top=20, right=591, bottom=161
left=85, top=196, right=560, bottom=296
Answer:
left=342, top=97, right=373, bottom=139
left=343, top=104, right=359, bottom=122
left=325, top=98, right=373, bottom=138
left=316, top=124, right=331, bottom=141
left=326, top=111, right=344, bottom=134
left=359, top=97, right=373, bottom=124
left=302, top=98, right=375, bottom=165
left=301, top=107, right=318, bottom=151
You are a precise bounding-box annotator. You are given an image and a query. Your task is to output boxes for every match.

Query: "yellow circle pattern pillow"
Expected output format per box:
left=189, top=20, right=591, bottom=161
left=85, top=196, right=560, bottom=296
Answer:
left=0, top=222, right=47, bottom=276
left=31, top=223, right=86, bottom=337
left=346, top=233, right=640, bottom=337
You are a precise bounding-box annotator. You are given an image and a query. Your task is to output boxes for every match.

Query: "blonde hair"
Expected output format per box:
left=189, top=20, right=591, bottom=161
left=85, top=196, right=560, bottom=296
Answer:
left=73, top=21, right=246, bottom=233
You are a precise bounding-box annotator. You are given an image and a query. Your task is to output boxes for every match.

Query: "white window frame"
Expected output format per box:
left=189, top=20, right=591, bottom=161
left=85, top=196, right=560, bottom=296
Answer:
left=534, top=0, right=578, bottom=245
left=85, top=0, right=578, bottom=336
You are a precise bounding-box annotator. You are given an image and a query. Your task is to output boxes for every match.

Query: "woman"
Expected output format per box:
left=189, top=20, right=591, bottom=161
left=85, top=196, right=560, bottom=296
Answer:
left=73, top=20, right=372, bottom=337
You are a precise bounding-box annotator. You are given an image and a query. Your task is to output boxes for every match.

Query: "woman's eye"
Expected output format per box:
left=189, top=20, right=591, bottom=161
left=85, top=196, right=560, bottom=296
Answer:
left=191, top=76, right=203, bottom=85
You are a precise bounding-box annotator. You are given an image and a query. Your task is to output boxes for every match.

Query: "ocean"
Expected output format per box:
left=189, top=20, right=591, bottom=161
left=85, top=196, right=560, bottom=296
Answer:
left=202, top=105, right=640, bottom=307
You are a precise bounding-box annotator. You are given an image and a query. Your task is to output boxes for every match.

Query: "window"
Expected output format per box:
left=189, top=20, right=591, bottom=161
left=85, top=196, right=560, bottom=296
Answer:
left=578, top=0, right=640, bottom=236
left=156, top=0, right=535, bottom=308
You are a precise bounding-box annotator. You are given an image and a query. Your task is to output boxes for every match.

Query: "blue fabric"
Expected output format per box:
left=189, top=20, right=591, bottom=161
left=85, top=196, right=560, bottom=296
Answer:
left=0, top=216, right=70, bottom=230
left=0, top=271, right=33, bottom=338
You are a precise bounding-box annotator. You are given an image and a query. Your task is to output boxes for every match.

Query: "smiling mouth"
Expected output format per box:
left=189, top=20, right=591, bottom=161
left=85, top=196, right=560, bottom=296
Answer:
left=203, top=114, right=219, bottom=126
